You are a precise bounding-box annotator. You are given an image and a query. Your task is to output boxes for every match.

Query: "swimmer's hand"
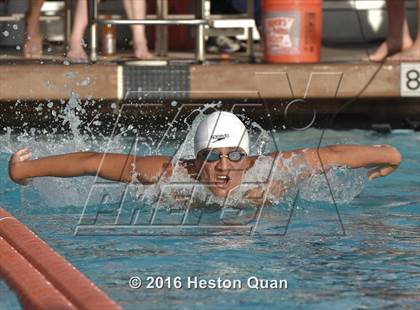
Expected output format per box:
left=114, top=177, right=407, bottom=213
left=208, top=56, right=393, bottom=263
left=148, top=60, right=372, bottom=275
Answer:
left=368, top=164, right=399, bottom=180
left=8, top=148, right=33, bottom=185
left=367, top=145, right=402, bottom=180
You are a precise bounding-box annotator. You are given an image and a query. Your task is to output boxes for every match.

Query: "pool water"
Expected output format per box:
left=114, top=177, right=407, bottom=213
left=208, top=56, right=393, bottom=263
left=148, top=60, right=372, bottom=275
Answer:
left=0, top=128, right=419, bottom=309
left=0, top=281, right=20, bottom=310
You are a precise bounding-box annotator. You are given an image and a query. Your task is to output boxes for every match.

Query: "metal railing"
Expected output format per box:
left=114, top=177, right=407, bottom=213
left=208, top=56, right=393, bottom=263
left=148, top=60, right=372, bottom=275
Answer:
left=87, top=0, right=207, bottom=62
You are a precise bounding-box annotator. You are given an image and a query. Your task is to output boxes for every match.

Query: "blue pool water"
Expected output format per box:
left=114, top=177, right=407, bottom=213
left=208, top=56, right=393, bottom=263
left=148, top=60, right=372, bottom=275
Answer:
left=0, top=128, right=419, bottom=309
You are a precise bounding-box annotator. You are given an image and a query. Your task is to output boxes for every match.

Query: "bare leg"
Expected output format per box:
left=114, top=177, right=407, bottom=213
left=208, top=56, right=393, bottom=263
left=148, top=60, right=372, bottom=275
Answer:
left=388, top=0, right=420, bottom=61
left=367, top=0, right=413, bottom=62
left=66, top=0, right=88, bottom=61
left=122, top=0, right=152, bottom=59
left=24, top=0, right=44, bottom=58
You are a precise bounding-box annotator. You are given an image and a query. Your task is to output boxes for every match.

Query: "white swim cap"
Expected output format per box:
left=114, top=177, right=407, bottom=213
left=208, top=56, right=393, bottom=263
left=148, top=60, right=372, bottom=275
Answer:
left=194, top=111, right=249, bottom=156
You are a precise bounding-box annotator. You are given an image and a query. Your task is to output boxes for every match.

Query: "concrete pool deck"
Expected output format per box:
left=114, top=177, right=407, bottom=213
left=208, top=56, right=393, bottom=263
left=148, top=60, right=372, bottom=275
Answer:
left=0, top=45, right=419, bottom=129
left=1, top=45, right=418, bottom=100
left=0, top=61, right=408, bottom=100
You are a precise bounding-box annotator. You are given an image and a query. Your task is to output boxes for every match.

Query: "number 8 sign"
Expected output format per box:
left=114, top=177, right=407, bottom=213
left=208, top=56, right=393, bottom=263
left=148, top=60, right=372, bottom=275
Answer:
left=401, top=63, right=420, bottom=97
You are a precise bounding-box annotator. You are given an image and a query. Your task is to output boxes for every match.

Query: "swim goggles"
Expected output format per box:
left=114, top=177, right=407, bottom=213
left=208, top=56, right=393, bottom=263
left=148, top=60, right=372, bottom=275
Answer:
left=199, top=149, right=246, bottom=162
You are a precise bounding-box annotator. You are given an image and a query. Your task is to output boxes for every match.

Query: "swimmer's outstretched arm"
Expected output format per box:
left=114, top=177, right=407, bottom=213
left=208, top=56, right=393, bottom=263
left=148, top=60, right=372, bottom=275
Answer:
left=8, top=148, right=172, bottom=185
left=277, top=144, right=402, bottom=180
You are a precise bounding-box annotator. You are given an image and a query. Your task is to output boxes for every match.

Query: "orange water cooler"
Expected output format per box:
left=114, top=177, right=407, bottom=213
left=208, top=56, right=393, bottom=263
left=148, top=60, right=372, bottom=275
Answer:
left=262, top=0, right=323, bottom=63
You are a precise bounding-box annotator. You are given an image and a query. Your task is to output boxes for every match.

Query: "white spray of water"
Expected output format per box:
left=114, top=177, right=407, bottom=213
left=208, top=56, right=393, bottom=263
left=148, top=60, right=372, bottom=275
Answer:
left=1, top=97, right=367, bottom=208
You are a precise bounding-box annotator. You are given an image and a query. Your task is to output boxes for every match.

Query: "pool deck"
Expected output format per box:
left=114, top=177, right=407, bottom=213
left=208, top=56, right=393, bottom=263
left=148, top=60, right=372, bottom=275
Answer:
left=0, top=61, right=405, bottom=100
left=0, top=45, right=419, bottom=128
left=1, top=45, right=419, bottom=101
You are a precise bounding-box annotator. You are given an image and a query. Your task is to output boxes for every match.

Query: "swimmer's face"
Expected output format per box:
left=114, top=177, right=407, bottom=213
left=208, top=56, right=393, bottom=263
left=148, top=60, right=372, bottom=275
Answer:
left=195, top=147, right=249, bottom=197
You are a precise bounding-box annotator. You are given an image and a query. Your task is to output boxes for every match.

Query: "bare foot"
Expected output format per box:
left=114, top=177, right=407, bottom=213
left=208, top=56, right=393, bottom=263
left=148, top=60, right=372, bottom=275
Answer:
left=24, top=13, right=43, bottom=58
left=66, top=41, right=88, bottom=63
left=66, top=47, right=88, bottom=63
left=23, top=35, right=43, bottom=58
left=365, top=37, right=413, bottom=62
left=387, top=42, right=420, bottom=62
left=133, top=43, right=153, bottom=60
left=8, top=148, right=32, bottom=185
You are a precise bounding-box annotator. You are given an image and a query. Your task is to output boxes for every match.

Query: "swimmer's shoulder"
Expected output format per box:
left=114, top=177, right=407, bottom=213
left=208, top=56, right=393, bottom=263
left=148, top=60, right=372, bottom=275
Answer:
left=250, top=150, right=309, bottom=170
left=269, top=149, right=307, bottom=159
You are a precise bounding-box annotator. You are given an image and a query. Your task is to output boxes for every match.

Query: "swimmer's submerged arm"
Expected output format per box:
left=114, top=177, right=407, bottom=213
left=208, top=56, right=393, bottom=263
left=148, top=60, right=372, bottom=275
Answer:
left=285, top=144, right=402, bottom=180
left=8, top=148, right=172, bottom=185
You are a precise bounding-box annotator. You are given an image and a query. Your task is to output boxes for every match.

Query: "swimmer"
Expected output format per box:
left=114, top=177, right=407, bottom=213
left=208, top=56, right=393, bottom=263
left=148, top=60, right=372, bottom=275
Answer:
left=8, top=112, right=402, bottom=201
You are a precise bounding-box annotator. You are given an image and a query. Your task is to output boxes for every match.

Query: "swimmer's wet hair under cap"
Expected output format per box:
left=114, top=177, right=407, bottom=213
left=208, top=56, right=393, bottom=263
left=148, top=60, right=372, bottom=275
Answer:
left=194, top=111, right=249, bottom=156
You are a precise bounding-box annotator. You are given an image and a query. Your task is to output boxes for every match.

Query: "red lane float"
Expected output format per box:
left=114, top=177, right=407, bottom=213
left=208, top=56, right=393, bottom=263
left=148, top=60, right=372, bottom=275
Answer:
left=0, top=237, right=75, bottom=309
left=0, top=207, right=121, bottom=310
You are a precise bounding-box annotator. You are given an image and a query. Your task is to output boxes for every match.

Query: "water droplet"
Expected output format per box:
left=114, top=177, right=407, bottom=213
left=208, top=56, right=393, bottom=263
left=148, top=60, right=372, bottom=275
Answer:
left=12, top=24, right=18, bottom=30
left=15, top=45, right=21, bottom=51
left=101, top=194, right=111, bottom=204
left=77, top=76, right=91, bottom=86
left=171, top=100, right=178, bottom=107
left=2, top=30, right=9, bottom=37
left=63, top=60, right=70, bottom=66
left=47, top=102, right=54, bottom=108
left=65, top=72, right=77, bottom=80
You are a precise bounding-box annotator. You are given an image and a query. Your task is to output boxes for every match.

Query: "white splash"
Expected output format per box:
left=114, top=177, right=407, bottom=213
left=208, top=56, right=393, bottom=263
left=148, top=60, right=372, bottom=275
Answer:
left=1, top=99, right=367, bottom=209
